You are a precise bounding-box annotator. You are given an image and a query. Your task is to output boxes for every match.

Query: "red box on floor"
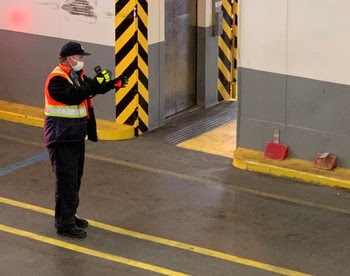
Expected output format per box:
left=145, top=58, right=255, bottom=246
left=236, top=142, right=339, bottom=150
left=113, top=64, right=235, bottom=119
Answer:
left=264, top=142, right=288, bottom=161
left=314, top=152, right=337, bottom=170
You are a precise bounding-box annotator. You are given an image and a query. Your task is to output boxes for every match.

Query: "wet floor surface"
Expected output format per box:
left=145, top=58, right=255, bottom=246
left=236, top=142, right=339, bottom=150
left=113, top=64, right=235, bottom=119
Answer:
left=1, top=113, right=350, bottom=275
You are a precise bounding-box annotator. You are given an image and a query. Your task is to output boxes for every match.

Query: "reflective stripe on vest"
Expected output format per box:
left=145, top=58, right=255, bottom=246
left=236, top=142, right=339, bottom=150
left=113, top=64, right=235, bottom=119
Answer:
left=45, top=105, right=87, bottom=118
left=45, top=66, right=88, bottom=118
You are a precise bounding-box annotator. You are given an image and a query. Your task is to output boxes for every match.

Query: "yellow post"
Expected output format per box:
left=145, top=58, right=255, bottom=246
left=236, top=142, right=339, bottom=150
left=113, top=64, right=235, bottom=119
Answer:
left=218, top=0, right=234, bottom=101
left=115, top=0, right=139, bottom=136
left=115, top=0, right=149, bottom=136
left=136, top=0, right=149, bottom=134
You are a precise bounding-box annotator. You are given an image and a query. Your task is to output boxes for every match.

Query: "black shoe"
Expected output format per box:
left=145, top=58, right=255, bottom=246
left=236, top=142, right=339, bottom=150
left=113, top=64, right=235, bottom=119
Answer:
left=57, top=226, right=87, bottom=238
left=74, top=214, right=89, bottom=228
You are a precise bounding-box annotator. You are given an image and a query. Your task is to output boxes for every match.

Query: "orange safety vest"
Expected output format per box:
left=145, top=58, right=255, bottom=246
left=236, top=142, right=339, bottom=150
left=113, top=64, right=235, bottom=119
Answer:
left=44, top=64, right=92, bottom=118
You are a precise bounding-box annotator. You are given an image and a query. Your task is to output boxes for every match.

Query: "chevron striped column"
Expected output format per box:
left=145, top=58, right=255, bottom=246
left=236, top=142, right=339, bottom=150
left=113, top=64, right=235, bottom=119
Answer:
left=217, top=0, right=233, bottom=101
left=136, top=0, right=149, bottom=133
left=231, top=0, right=239, bottom=100
left=115, top=0, right=149, bottom=136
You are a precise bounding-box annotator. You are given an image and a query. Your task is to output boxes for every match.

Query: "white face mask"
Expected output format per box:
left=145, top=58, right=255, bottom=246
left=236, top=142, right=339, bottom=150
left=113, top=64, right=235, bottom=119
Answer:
left=69, top=57, right=84, bottom=71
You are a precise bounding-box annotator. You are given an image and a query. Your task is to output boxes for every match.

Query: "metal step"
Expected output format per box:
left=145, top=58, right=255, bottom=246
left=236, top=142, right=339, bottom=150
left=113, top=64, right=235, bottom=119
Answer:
left=161, top=103, right=237, bottom=144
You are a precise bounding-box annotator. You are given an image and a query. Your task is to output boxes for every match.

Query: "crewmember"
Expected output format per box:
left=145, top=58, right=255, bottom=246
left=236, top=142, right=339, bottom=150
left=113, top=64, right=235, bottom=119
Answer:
left=44, top=41, right=127, bottom=238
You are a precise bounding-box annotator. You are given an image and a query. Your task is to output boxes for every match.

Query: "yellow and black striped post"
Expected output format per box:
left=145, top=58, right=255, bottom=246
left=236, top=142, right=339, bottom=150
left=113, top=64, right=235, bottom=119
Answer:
left=231, top=0, right=239, bottom=99
left=217, top=0, right=233, bottom=101
left=115, top=0, right=149, bottom=136
left=136, top=0, right=149, bottom=133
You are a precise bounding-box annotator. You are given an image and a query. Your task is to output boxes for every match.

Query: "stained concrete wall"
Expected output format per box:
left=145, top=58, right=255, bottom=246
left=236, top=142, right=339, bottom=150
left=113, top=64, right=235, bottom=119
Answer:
left=0, top=1, right=115, bottom=120
left=0, top=0, right=219, bottom=129
left=238, top=0, right=350, bottom=168
left=0, top=30, right=116, bottom=121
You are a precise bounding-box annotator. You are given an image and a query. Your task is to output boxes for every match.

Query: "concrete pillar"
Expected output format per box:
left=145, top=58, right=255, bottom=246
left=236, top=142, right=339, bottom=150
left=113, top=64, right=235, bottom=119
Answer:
left=148, top=0, right=165, bottom=129
left=197, top=0, right=219, bottom=108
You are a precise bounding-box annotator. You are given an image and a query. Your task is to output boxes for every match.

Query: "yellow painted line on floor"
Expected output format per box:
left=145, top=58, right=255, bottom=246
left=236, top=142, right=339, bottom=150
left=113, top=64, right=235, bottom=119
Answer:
left=89, top=221, right=311, bottom=276
left=0, top=196, right=311, bottom=276
left=0, top=197, right=54, bottom=216
left=177, top=121, right=236, bottom=158
left=0, top=224, right=188, bottom=276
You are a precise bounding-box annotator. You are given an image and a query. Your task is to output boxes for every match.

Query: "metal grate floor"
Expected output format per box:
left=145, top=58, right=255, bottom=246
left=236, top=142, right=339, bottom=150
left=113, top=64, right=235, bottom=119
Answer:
left=161, top=102, right=237, bottom=144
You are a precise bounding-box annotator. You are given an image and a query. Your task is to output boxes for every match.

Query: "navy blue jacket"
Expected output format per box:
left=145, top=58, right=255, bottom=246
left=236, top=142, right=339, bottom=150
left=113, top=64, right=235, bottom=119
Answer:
left=44, top=70, right=99, bottom=146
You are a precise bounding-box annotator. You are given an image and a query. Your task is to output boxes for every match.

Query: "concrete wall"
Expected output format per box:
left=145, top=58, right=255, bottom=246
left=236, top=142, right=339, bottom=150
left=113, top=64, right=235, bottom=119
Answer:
left=0, top=0, right=115, bottom=120
left=148, top=0, right=165, bottom=130
left=0, top=0, right=220, bottom=129
left=238, top=0, right=350, bottom=168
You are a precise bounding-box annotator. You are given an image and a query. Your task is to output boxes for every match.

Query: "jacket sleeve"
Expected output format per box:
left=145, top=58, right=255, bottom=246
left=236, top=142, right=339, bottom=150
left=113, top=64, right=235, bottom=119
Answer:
left=48, top=76, right=100, bottom=105
left=82, top=75, right=114, bottom=95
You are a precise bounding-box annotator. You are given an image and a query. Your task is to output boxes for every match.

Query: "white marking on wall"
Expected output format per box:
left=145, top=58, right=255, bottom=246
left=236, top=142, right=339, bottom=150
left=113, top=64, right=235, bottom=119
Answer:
left=198, top=0, right=212, bottom=28
left=0, top=0, right=114, bottom=46
left=239, top=0, right=350, bottom=86
left=149, top=0, right=164, bottom=45
left=288, top=0, right=350, bottom=85
left=239, top=0, right=288, bottom=75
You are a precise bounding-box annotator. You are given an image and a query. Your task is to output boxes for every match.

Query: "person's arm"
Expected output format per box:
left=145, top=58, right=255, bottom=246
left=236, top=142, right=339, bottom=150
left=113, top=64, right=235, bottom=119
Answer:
left=48, top=76, right=100, bottom=105
left=82, top=73, right=129, bottom=95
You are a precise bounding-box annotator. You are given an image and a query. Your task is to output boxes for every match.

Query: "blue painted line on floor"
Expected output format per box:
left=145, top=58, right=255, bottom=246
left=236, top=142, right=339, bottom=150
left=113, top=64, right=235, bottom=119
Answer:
left=0, top=152, right=49, bottom=177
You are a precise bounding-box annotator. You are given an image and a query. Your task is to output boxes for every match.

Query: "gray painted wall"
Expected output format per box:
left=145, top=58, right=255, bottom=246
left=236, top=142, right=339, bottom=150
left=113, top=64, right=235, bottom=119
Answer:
left=1, top=25, right=219, bottom=130
left=148, top=42, right=165, bottom=130
left=238, top=67, right=350, bottom=168
left=0, top=29, right=115, bottom=121
left=197, top=26, right=219, bottom=108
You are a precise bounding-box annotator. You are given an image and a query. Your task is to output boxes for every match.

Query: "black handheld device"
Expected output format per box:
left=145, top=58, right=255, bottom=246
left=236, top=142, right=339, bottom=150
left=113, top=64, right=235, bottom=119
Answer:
left=94, top=65, right=102, bottom=74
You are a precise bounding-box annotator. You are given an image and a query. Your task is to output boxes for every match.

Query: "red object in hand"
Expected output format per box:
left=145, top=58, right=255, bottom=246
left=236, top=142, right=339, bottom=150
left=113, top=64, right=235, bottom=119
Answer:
left=264, top=142, right=288, bottom=160
left=114, top=80, right=123, bottom=88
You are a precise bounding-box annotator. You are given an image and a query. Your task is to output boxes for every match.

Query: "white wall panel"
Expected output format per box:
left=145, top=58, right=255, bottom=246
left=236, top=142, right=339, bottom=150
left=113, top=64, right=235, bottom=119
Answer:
left=198, top=0, right=212, bottom=28
left=149, top=0, right=164, bottom=44
left=239, top=0, right=288, bottom=74
left=0, top=0, right=114, bottom=46
left=288, top=0, right=350, bottom=85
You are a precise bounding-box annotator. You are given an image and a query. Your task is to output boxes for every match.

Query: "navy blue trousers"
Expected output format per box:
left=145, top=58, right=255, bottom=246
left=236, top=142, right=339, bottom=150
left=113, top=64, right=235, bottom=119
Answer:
left=47, top=141, right=85, bottom=230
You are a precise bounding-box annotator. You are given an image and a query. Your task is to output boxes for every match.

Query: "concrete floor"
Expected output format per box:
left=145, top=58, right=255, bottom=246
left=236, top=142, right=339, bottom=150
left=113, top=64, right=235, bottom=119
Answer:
left=1, top=108, right=350, bottom=275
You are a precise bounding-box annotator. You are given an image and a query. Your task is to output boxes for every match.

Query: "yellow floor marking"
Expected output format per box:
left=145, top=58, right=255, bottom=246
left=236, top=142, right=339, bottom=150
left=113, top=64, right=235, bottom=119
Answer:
left=0, top=224, right=188, bottom=276
left=0, top=197, right=311, bottom=276
left=0, top=197, right=54, bottom=216
left=177, top=121, right=236, bottom=158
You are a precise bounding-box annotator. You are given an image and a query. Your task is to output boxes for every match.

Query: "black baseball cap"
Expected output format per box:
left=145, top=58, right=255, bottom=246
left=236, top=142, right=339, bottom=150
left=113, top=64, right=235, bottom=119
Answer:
left=59, top=41, right=91, bottom=57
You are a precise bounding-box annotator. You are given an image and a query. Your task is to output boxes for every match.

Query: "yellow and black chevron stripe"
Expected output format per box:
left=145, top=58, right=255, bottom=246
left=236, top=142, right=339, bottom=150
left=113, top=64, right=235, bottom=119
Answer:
left=137, top=0, right=149, bottom=133
left=218, top=0, right=233, bottom=101
left=115, top=0, right=149, bottom=135
left=232, top=0, right=239, bottom=99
